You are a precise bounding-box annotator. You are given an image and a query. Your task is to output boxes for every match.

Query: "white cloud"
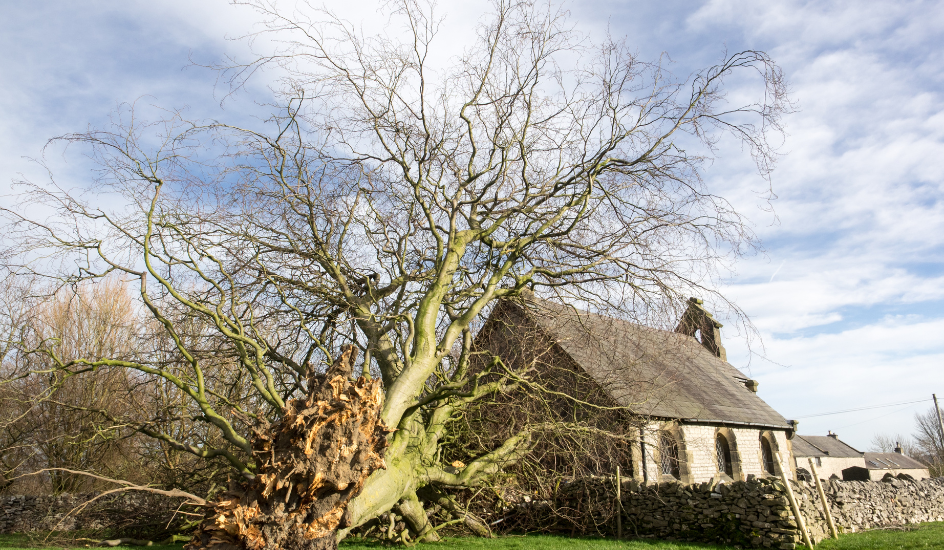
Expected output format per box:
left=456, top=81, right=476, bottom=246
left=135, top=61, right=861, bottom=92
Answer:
left=728, top=315, right=944, bottom=449
left=673, top=0, right=944, bottom=448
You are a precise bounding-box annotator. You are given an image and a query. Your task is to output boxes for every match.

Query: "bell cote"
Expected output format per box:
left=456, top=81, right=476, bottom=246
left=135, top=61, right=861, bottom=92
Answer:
left=675, top=297, right=727, bottom=361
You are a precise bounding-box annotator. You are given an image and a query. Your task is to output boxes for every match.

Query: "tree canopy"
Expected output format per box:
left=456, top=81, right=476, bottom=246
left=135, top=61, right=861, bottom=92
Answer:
left=1, top=0, right=790, bottom=545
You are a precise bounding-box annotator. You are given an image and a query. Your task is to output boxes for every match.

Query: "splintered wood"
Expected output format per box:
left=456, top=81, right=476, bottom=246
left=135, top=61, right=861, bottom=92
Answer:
left=187, top=346, right=390, bottom=550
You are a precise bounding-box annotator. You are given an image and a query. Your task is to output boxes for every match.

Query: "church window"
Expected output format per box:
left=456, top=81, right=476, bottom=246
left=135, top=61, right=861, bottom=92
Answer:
left=716, top=433, right=733, bottom=476
left=659, top=432, right=680, bottom=479
left=761, top=437, right=775, bottom=474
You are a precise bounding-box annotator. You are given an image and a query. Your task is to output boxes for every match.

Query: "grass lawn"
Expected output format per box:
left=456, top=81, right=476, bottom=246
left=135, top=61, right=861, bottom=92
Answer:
left=0, top=535, right=729, bottom=550
left=342, top=535, right=730, bottom=550
left=340, top=523, right=944, bottom=550
left=817, top=522, right=944, bottom=549
left=0, top=535, right=184, bottom=550
left=2, top=523, right=942, bottom=550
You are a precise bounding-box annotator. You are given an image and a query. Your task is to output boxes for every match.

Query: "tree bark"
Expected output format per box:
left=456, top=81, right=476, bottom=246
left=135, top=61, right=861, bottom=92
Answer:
left=397, top=491, right=440, bottom=542
left=187, top=346, right=390, bottom=550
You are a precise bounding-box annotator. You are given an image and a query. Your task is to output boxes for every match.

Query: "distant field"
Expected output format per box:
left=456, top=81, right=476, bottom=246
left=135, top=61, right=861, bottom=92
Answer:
left=3, top=522, right=943, bottom=550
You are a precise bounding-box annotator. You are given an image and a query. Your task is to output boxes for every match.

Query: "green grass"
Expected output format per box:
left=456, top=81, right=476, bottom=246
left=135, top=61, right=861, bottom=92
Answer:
left=341, top=535, right=729, bottom=550
left=0, top=534, right=723, bottom=550
left=0, top=534, right=185, bottom=550
left=817, top=522, right=944, bottom=550
left=3, top=523, right=943, bottom=550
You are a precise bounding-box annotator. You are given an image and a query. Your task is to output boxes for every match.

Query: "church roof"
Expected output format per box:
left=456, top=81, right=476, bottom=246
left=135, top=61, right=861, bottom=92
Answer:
left=499, top=296, right=792, bottom=429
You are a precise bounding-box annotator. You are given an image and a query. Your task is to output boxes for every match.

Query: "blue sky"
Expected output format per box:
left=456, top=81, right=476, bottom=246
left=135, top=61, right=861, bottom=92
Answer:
left=3, top=0, right=944, bottom=451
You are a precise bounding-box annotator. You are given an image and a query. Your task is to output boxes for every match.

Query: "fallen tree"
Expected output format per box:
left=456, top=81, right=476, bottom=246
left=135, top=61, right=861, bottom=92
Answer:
left=187, top=346, right=389, bottom=550
left=1, top=0, right=790, bottom=547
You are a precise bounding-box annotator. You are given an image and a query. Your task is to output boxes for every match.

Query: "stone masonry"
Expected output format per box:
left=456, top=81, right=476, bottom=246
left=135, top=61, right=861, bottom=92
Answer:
left=496, top=475, right=944, bottom=548
left=793, top=476, right=944, bottom=540
left=0, top=492, right=188, bottom=538
left=640, top=422, right=794, bottom=484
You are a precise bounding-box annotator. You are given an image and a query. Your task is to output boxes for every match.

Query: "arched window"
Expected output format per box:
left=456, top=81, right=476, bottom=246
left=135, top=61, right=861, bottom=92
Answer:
left=716, top=433, right=733, bottom=476
left=659, top=432, right=680, bottom=479
left=761, top=437, right=775, bottom=474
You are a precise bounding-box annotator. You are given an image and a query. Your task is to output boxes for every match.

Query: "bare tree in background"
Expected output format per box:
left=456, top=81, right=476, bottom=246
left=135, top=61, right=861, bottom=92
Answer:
left=1, top=0, right=790, bottom=548
left=1, top=280, right=168, bottom=494
left=911, top=407, right=944, bottom=476
left=871, top=406, right=944, bottom=477
left=869, top=433, right=914, bottom=455
left=0, top=274, right=38, bottom=492
left=0, top=278, right=243, bottom=500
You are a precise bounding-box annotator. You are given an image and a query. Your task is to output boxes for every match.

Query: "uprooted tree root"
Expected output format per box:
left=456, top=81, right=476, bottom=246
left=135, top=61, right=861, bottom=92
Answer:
left=187, top=346, right=391, bottom=550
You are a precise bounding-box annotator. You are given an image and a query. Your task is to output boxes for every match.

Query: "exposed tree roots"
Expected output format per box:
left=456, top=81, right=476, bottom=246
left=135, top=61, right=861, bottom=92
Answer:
left=187, top=346, right=390, bottom=550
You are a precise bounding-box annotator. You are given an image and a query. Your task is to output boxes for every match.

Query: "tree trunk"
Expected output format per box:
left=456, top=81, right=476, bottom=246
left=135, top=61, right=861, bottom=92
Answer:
left=187, top=346, right=390, bottom=550
left=335, top=446, right=424, bottom=539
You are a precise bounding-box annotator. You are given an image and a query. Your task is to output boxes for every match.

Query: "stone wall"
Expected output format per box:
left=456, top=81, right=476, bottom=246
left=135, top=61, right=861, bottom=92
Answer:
left=792, top=475, right=944, bottom=541
left=868, top=467, right=930, bottom=481
left=0, top=492, right=189, bottom=539
left=492, top=475, right=944, bottom=548
left=620, top=477, right=800, bottom=548
left=640, top=422, right=794, bottom=484
left=496, top=477, right=807, bottom=548
left=679, top=424, right=718, bottom=481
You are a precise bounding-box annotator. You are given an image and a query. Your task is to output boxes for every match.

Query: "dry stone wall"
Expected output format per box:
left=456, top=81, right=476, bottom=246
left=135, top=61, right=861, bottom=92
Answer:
left=6, top=477, right=943, bottom=546
left=0, top=492, right=188, bottom=539
left=491, top=475, right=944, bottom=548
left=793, top=476, right=944, bottom=541
left=496, top=477, right=806, bottom=548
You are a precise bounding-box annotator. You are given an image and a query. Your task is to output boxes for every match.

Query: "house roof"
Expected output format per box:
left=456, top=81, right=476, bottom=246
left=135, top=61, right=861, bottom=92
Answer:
left=792, top=435, right=863, bottom=458
left=863, top=452, right=928, bottom=470
left=505, top=297, right=792, bottom=429
left=790, top=436, right=828, bottom=458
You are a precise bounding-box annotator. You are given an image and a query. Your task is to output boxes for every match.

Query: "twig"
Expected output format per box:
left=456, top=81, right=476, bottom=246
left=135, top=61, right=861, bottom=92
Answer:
left=12, top=468, right=207, bottom=505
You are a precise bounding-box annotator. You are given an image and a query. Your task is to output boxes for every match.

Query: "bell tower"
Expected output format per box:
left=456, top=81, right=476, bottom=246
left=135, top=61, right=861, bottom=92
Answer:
left=675, top=297, right=727, bottom=361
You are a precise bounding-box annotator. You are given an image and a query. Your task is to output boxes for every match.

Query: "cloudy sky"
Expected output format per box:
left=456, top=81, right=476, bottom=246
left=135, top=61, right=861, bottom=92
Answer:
left=2, top=0, right=943, bottom=450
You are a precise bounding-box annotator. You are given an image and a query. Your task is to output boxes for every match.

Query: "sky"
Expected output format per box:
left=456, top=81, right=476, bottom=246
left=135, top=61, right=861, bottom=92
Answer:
left=2, top=0, right=944, bottom=451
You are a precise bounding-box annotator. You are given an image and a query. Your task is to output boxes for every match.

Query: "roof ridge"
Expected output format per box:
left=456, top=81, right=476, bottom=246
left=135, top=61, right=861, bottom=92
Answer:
left=521, top=294, right=678, bottom=335
left=797, top=435, right=831, bottom=455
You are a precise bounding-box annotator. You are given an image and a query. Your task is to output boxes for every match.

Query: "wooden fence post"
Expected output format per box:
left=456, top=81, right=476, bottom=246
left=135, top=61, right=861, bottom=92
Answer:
left=807, top=458, right=838, bottom=539
left=775, top=452, right=814, bottom=549
left=615, top=465, right=622, bottom=539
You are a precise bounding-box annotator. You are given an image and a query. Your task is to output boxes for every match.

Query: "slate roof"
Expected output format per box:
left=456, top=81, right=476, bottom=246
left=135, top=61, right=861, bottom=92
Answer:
left=505, top=297, right=792, bottom=429
left=863, top=452, right=928, bottom=470
left=792, top=435, right=863, bottom=458
left=790, top=436, right=828, bottom=458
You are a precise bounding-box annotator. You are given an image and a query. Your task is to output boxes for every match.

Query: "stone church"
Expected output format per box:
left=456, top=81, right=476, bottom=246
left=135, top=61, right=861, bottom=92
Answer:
left=476, top=294, right=797, bottom=484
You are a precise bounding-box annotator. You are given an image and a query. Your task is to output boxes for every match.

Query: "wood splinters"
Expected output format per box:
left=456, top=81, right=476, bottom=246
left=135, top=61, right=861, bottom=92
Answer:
left=187, top=346, right=391, bottom=550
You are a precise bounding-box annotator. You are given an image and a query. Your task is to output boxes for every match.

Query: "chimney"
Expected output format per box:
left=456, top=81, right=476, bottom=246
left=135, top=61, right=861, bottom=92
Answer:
left=827, top=431, right=838, bottom=439
left=895, top=442, right=903, bottom=454
left=675, top=297, right=727, bottom=361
